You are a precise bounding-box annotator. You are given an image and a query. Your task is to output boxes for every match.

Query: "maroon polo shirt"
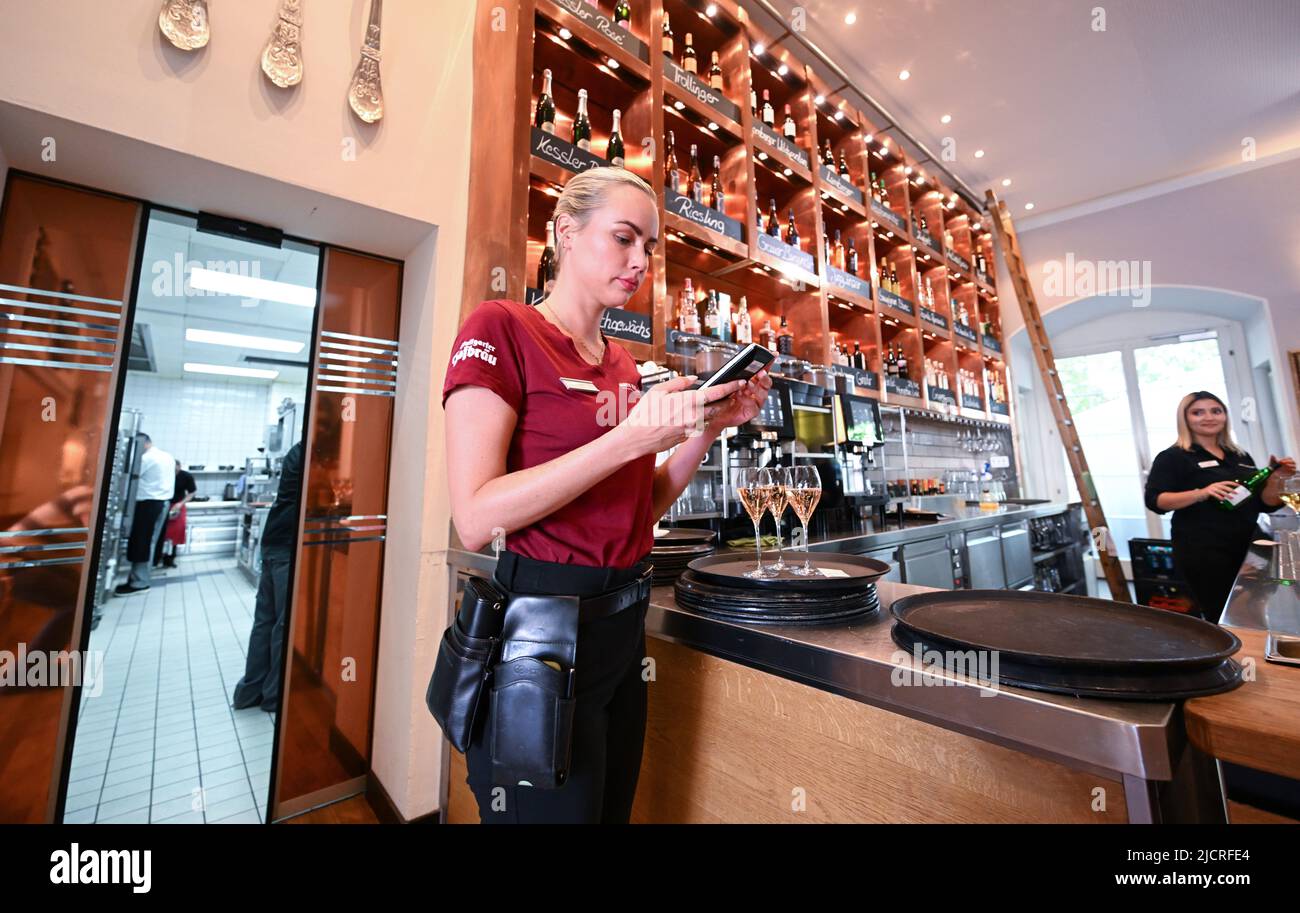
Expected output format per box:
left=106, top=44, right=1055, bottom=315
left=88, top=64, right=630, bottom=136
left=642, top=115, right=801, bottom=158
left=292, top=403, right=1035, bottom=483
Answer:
left=441, top=299, right=656, bottom=569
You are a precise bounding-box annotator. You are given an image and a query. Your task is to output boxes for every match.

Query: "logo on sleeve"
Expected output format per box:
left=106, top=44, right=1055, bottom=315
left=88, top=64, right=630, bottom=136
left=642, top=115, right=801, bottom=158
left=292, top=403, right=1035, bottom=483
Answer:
left=452, top=337, right=498, bottom=367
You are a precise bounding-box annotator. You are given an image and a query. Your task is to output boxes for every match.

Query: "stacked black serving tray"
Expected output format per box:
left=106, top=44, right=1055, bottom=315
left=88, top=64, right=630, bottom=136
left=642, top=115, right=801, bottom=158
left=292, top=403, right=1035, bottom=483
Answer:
left=649, top=528, right=717, bottom=587
left=889, top=590, right=1244, bottom=700
left=673, top=553, right=891, bottom=626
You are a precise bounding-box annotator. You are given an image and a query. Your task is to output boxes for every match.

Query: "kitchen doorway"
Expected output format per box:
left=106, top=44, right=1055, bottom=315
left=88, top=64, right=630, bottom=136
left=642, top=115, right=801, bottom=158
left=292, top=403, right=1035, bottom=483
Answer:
left=62, top=209, right=320, bottom=823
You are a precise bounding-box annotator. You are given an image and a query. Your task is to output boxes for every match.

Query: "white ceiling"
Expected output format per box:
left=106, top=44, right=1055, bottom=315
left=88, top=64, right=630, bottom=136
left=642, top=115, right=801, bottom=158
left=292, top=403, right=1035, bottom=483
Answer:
left=764, top=0, right=1300, bottom=218
left=133, top=211, right=318, bottom=387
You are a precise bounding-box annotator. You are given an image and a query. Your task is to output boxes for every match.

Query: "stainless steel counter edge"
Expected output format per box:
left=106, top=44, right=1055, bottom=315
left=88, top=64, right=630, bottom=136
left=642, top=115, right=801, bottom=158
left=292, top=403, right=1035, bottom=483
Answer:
left=802, top=501, right=1086, bottom=553
left=444, top=545, right=1180, bottom=782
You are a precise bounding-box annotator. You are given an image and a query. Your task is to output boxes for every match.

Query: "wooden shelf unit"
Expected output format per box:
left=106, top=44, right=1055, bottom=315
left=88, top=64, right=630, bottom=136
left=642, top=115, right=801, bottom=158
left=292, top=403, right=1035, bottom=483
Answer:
left=462, top=0, right=1008, bottom=417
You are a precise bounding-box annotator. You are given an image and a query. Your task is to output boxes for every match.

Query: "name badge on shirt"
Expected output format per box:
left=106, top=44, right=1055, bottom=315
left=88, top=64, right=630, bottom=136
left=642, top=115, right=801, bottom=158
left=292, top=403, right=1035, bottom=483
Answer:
left=1197, top=460, right=1219, bottom=468
left=559, top=377, right=599, bottom=394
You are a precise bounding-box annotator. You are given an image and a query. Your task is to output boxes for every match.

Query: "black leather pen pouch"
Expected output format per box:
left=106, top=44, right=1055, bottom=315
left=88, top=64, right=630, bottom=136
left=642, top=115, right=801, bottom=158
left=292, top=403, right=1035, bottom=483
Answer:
left=426, top=575, right=507, bottom=753
left=488, top=592, right=580, bottom=789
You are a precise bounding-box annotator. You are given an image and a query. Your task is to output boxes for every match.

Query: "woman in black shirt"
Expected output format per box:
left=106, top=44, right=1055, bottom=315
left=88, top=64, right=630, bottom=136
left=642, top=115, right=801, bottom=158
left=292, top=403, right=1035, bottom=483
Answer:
left=1144, top=391, right=1295, bottom=622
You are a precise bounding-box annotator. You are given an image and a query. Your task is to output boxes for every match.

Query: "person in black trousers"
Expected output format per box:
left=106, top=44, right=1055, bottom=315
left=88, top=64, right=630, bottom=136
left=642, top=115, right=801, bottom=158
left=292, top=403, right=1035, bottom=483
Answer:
left=232, top=440, right=303, bottom=714
left=1144, top=391, right=1295, bottom=623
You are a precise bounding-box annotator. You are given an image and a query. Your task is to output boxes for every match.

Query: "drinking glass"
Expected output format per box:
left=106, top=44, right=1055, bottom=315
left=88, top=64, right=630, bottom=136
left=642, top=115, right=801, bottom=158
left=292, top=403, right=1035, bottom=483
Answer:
left=1281, top=477, right=1300, bottom=516
left=736, top=467, right=778, bottom=579
left=767, top=468, right=792, bottom=572
left=787, top=466, right=823, bottom=576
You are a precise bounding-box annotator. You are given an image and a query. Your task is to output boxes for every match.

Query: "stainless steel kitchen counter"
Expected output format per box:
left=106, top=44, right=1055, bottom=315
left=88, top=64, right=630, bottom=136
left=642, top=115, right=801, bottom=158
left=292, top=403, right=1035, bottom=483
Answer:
left=1220, top=542, right=1300, bottom=634
left=796, top=500, right=1081, bottom=553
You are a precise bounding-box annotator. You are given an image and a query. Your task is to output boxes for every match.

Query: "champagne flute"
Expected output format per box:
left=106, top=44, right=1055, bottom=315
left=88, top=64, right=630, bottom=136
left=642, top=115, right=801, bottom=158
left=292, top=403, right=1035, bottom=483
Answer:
left=767, top=468, right=792, bottom=572
left=1281, top=476, right=1300, bottom=515
left=736, top=467, right=777, bottom=579
left=787, top=465, right=822, bottom=576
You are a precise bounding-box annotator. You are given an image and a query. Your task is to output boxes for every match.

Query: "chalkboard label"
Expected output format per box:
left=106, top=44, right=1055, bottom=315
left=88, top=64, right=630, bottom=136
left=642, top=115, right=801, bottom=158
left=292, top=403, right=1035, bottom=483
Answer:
left=525, top=286, right=545, bottom=306
left=983, top=335, right=1002, bottom=353
left=961, top=393, right=983, bottom=410
left=990, top=400, right=1010, bottom=416
left=920, top=306, right=949, bottom=330
left=756, top=231, right=816, bottom=274
left=831, top=364, right=878, bottom=391
left=752, top=122, right=810, bottom=170
left=531, top=127, right=608, bottom=175
left=665, top=190, right=744, bottom=242
left=878, top=287, right=914, bottom=316
left=827, top=266, right=870, bottom=299
left=871, top=201, right=906, bottom=233
left=553, top=0, right=650, bottom=63
left=914, top=227, right=937, bottom=250
left=885, top=375, right=921, bottom=399
left=953, top=322, right=978, bottom=343
left=818, top=164, right=863, bottom=206
left=946, top=249, right=971, bottom=273
left=600, top=306, right=653, bottom=344
left=927, top=385, right=957, bottom=406
left=663, top=58, right=741, bottom=124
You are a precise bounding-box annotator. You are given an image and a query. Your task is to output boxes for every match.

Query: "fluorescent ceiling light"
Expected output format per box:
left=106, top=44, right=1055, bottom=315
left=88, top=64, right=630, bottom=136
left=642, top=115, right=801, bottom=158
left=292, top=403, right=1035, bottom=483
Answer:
left=189, top=267, right=317, bottom=307
left=185, top=327, right=305, bottom=353
left=184, top=362, right=280, bottom=379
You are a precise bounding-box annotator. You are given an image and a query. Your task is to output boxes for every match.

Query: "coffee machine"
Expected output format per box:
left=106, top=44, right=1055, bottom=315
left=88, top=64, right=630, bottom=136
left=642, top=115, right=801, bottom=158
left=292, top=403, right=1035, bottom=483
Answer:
left=832, top=392, right=889, bottom=530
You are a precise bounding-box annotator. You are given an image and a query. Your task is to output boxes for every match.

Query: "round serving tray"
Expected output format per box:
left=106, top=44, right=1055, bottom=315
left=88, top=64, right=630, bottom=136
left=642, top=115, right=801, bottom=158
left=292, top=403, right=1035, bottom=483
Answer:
left=889, top=624, right=1243, bottom=701
left=675, top=577, right=879, bottom=626
left=652, top=528, right=717, bottom=545
left=685, top=552, right=892, bottom=592
left=890, top=589, right=1240, bottom=671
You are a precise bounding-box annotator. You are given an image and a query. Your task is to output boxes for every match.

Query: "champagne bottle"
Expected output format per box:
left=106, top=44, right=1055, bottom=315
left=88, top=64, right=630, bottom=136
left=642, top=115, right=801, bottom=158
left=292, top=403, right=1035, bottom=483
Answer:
left=735, top=296, right=752, bottom=344
left=682, top=33, right=697, bottom=74
left=897, top=345, right=908, bottom=379
left=679, top=277, right=700, bottom=334
left=852, top=341, right=864, bottom=370
left=838, top=151, right=850, bottom=177
left=710, top=155, right=724, bottom=212
left=846, top=240, right=858, bottom=276
left=606, top=108, right=625, bottom=167
left=832, top=229, right=844, bottom=270
left=784, top=209, right=799, bottom=247
left=761, top=319, right=777, bottom=352
left=662, top=12, right=673, bottom=58
left=750, top=87, right=757, bottom=117
left=538, top=220, right=556, bottom=292
left=889, top=263, right=899, bottom=295
left=1217, top=463, right=1276, bottom=511
left=704, top=289, right=720, bottom=337
left=918, top=212, right=928, bottom=233
left=782, top=104, right=796, bottom=140
left=688, top=143, right=704, bottom=204
left=823, top=139, right=835, bottom=167
left=573, top=88, right=592, bottom=150
left=709, top=51, right=723, bottom=91
left=615, top=0, right=631, bottom=30
left=762, top=89, right=774, bottom=127
left=664, top=129, right=680, bottom=193
left=767, top=198, right=780, bottom=237
left=777, top=314, right=793, bottom=355
left=535, top=68, right=556, bottom=134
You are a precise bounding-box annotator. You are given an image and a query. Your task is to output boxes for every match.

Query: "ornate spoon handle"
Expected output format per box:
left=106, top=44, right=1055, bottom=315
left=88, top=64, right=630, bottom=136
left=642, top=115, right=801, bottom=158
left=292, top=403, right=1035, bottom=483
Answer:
left=261, top=0, right=305, bottom=88
left=348, top=0, right=384, bottom=124
left=159, top=0, right=210, bottom=51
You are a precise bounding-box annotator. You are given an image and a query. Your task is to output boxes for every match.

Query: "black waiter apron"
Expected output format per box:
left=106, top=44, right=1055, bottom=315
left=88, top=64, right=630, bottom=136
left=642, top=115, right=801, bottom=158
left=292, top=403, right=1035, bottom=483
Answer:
left=1144, top=444, right=1278, bottom=622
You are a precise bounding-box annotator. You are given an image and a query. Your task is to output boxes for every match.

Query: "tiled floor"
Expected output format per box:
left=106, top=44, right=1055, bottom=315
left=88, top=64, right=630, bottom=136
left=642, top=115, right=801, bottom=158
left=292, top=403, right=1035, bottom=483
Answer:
left=63, top=556, right=276, bottom=824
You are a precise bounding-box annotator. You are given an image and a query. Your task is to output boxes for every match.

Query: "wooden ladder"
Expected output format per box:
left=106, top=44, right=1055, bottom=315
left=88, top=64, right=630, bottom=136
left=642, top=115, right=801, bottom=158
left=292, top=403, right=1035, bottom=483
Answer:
left=986, top=191, right=1131, bottom=602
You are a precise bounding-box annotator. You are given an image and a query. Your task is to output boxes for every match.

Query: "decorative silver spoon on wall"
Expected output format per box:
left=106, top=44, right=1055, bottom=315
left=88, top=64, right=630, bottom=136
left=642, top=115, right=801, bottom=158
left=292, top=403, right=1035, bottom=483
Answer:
left=261, top=0, right=305, bottom=88
left=159, top=0, right=210, bottom=51
left=348, top=0, right=384, bottom=124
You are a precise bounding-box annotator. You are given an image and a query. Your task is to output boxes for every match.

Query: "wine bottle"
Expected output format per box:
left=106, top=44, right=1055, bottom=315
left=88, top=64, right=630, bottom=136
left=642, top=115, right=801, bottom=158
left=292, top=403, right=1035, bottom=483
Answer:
left=615, top=0, right=631, bottom=30
left=782, top=104, right=796, bottom=140
left=735, top=296, right=752, bottom=344
left=761, top=89, right=775, bottom=127
left=889, top=263, right=900, bottom=295
left=897, top=345, right=909, bottom=379
left=761, top=319, right=777, bottom=352
left=823, top=139, right=835, bottom=167
left=709, top=51, right=723, bottom=91
left=538, top=220, right=556, bottom=292
left=662, top=12, right=673, bottom=58
left=750, top=87, right=757, bottom=118
left=1217, top=463, right=1276, bottom=511
left=923, top=276, right=933, bottom=308
left=852, top=341, right=864, bottom=371
left=682, top=33, right=697, bottom=74
left=918, top=212, right=928, bottom=233
left=869, top=171, right=881, bottom=204
left=607, top=108, right=625, bottom=167
left=710, top=155, right=724, bottom=212
left=688, top=143, right=704, bottom=204
left=704, top=289, right=720, bottom=338
left=664, top=129, right=680, bottom=193
left=832, top=229, right=844, bottom=271
left=838, top=151, right=850, bottom=177
left=572, top=88, right=592, bottom=150
left=535, top=68, right=556, bottom=134
left=776, top=314, right=793, bottom=355
left=679, top=277, right=700, bottom=334
left=846, top=240, right=858, bottom=276
left=958, top=302, right=969, bottom=327
left=784, top=209, right=799, bottom=247
left=767, top=198, right=780, bottom=237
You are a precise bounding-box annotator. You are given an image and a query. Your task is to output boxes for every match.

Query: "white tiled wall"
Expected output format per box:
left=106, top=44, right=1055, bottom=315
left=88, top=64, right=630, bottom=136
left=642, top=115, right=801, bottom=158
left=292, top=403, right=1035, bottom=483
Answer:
left=123, top=375, right=275, bottom=493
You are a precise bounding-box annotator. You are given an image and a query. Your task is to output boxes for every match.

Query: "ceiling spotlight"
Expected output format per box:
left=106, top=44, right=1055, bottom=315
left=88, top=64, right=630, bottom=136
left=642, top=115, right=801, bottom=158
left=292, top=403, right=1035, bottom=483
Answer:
left=607, top=58, right=618, bottom=69
left=864, top=134, right=873, bottom=144
left=899, top=69, right=910, bottom=81
left=1025, top=203, right=1035, bottom=211
left=706, top=3, right=717, bottom=15
left=758, top=151, right=768, bottom=160
left=674, top=100, right=685, bottom=110
left=558, top=27, right=572, bottom=40
left=1001, top=178, right=1011, bottom=187
left=974, top=149, right=985, bottom=158
left=845, top=12, right=857, bottom=25
left=904, top=166, right=913, bottom=175
left=814, top=94, right=825, bottom=105
left=753, top=43, right=765, bottom=56
left=783, top=167, right=793, bottom=176
left=777, top=63, right=789, bottom=76
left=708, top=121, right=719, bottom=130
left=940, top=114, right=951, bottom=125
left=834, top=111, right=844, bottom=120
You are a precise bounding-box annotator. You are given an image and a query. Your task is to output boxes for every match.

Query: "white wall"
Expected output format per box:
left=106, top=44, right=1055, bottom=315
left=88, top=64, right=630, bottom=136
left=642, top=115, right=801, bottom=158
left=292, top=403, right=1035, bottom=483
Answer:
left=0, top=0, right=478, bottom=821
left=123, top=373, right=271, bottom=474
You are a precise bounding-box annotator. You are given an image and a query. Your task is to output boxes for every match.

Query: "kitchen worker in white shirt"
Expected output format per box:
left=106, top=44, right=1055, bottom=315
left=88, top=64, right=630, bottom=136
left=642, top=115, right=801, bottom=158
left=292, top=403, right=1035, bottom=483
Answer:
left=115, top=432, right=176, bottom=596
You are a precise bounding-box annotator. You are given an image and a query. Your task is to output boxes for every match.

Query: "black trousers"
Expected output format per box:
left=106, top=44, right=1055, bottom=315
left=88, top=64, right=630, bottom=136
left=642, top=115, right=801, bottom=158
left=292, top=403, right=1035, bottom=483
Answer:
left=465, top=550, right=651, bottom=824
left=1173, top=535, right=1251, bottom=624
left=232, top=546, right=292, bottom=711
